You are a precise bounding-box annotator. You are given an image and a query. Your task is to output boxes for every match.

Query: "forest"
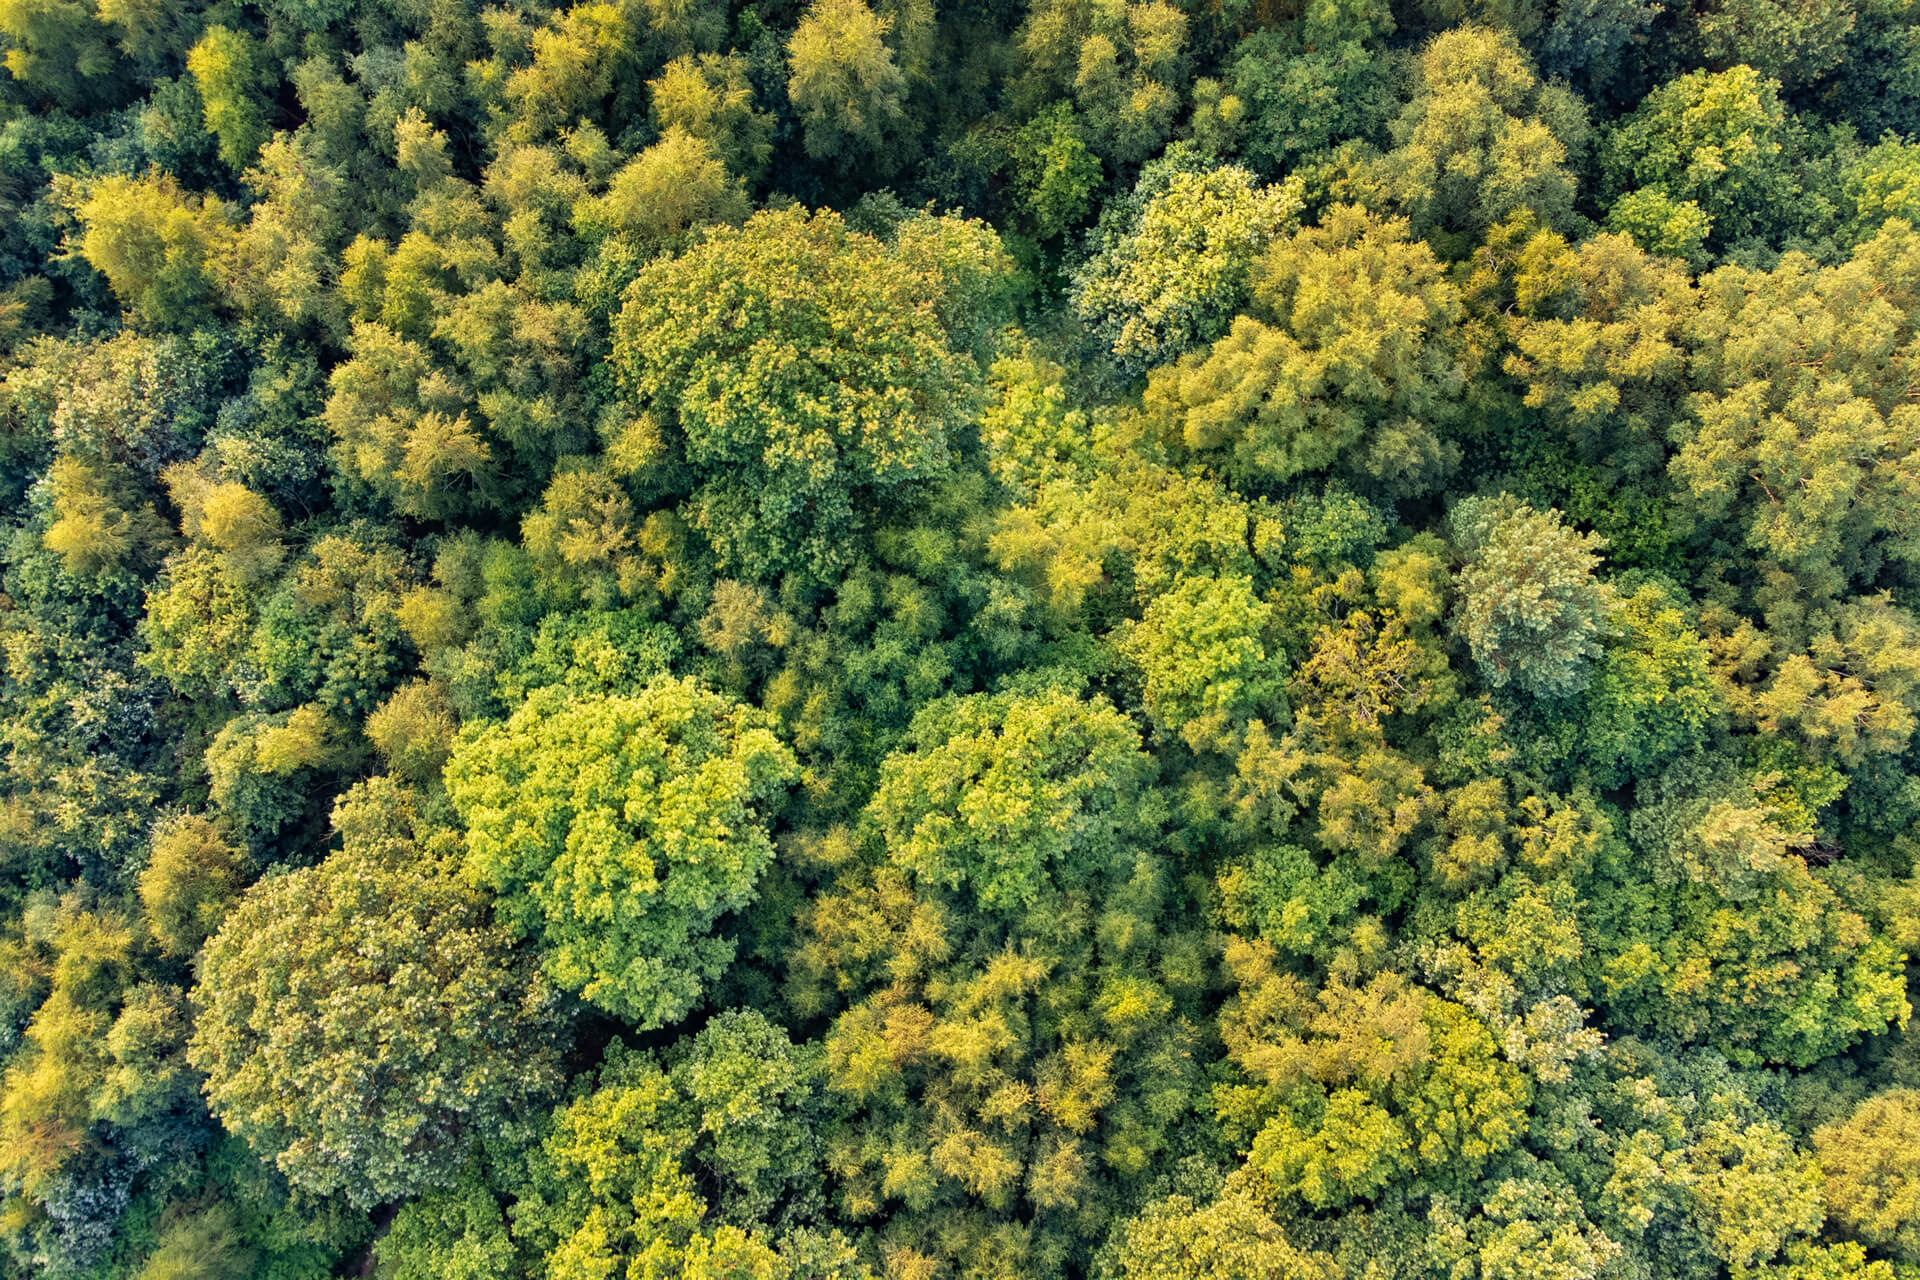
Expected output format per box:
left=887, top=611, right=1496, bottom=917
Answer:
left=3, top=0, right=1920, bottom=1275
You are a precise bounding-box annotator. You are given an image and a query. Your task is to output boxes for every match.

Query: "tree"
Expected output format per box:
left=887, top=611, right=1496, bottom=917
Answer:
left=364, top=678, right=458, bottom=783
left=1836, top=135, right=1920, bottom=248
left=202, top=706, right=344, bottom=849
left=1450, top=495, right=1610, bottom=699
left=0, top=0, right=125, bottom=109
left=1534, top=0, right=1662, bottom=104
left=323, top=322, right=495, bottom=520
left=1010, top=104, right=1103, bottom=241
left=1587, top=844, right=1908, bottom=1065
left=446, top=677, right=798, bottom=1027
left=497, top=2, right=639, bottom=146
left=1, top=329, right=219, bottom=479
left=1695, top=0, right=1857, bottom=92
left=186, top=26, right=271, bottom=171
left=1672, top=221, right=1920, bottom=597
left=39, top=457, right=161, bottom=576
left=1381, top=26, right=1588, bottom=252
left=188, top=779, right=563, bottom=1208
left=1217, top=949, right=1530, bottom=1208
left=786, top=0, right=907, bottom=168
left=1014, top=0, right=1190, bottom=165
left=1499, top=230, right=1695, bottom=471
left=0, top=898, right=201, bottom=1269
left=1814, top=1089, right=1920, bottom=1262
left=1426, top=1172, right=1623, bottom=1280
left=244, top=530, right=418, bottom=717
left=866, top=685, right=1156, bottom=913
left=1601, top=67, right=1802, bottom=250
left=1214, top=9, right=1398, bottom=177
left=1685, top=1108, right=1825, bottom=1270
left=483, top=1013, right=847, bottom=1279
left=162, top=460, right=284, bottom=585
left=611, top=207, right=1012, bottom=581
left=139, top=546, right=257, bottom=701
left=1564, top=584, right=1718, bottom=787
left=649, top=53, right=774, bottom=182
left=137, top=813, right=248, bottom=958
left=572, top=127, right=747, bottom=246
left=66, top=174, right=238, bottom=328
left=1070, top=159, right=1302, bottom=371
left=1116, top=573, right=1285, bottom=752
left=1105, top=1170, right=1341, bottom=1280
left=136, top=1205, right=256, bottom=1280
left=1146, top=204, right=1466, bottom=498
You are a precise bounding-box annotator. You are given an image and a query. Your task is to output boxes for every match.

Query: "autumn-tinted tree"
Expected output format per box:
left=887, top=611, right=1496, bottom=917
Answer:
left=1147, top=204, right=1466, bottom=498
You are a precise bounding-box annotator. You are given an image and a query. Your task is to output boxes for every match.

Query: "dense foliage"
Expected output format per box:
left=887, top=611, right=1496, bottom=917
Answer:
left=2, top=0, right=1920, bottom=1277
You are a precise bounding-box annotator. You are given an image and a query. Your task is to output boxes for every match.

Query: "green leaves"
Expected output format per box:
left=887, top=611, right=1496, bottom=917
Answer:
left=1450, top=495, right=1611, bottom=700
left=188, top=779, right=562, bottom=1208
left=1672, top=222, right=1920, bottom=597
left=612, top=207, right=1012, bottom=582
left=1602, top=67, right=1800, bottom=250
left=1382, top=26, right=1588, bottom=252
left=1116, top=572, right=1284, bottom=752
left=868, top=685, right=1155, bottom=914
left=186, top=26, right=271, bottom=172
left=447, top=676, right=798, bottom=1027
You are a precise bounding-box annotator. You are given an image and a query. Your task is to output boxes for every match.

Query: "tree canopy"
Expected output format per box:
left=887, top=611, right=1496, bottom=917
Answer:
left=3, top=1, right=1920, bottom=1277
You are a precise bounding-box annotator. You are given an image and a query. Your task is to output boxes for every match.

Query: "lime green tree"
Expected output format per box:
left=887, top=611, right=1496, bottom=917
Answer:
left=1071, top=161, right=1302, bottom=371
left=866, top=685, right=1157, bottom=913
left=186, top=26, right=272, bottom=171
left=1602, top=67, right=1801, bottom=250
left=446, top=677, right=798, bottom=1027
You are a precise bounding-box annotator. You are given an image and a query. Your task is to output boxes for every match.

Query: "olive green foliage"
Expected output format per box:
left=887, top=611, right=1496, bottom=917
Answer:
left=137, top=813, right=247, bottom=957
left=1673, top=222, right=1920, bottom=597
left=1148, top=203, right=1466, bottom=498
left=68, top=174, right=238, bottom=328
left=611, top=207, right=1012, bottom=581
left=787, top=0, right=907, bottom=168
left=6, top=1, right=1920, bottom=1276
left=188, top=780, right=562, bottom=1208
left=1015, top=0, right=1191, bottom=166
left=1383, top=26, right=1588, bottom=251
left=1105, top=1170, right=1341, bottom=1279
left=1205, top=0, right=1397, bottom=177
